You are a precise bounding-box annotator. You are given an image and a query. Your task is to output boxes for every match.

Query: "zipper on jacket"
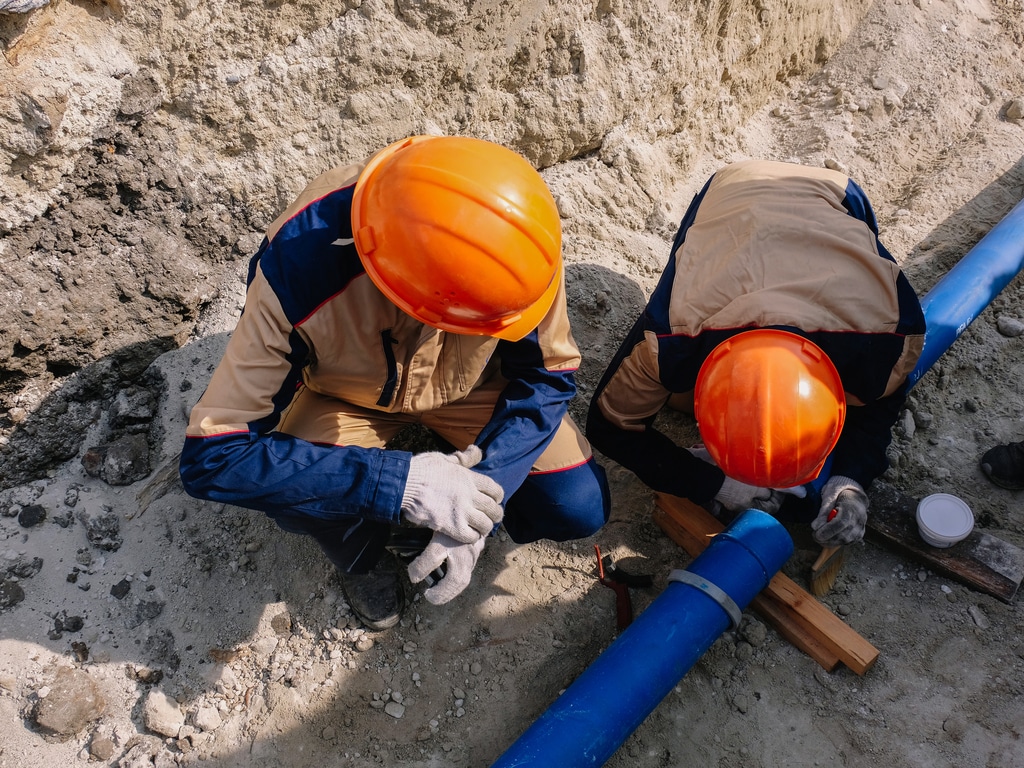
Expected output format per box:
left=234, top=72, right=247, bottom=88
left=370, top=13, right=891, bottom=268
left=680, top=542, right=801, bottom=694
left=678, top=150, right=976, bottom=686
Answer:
left=377, top=329, right=399, bottom=407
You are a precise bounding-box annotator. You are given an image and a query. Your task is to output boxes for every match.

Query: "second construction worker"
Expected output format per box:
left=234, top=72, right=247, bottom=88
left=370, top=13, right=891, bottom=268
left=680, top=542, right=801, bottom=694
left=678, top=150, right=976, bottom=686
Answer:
left=587, top=159, right=926, bottom=547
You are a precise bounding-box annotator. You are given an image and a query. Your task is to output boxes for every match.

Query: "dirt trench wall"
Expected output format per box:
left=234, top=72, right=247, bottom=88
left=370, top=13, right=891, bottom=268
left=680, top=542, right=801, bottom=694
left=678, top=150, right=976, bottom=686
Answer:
left=0, top=0, right=871, bottom=486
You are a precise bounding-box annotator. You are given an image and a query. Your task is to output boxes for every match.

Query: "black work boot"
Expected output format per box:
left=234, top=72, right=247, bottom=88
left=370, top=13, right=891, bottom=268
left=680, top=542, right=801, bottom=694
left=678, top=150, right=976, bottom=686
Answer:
left=337, top=550, right=405, bottom=631
left=385, top=527, right=447, bottom=588
left=980, top=441, right=1024, bottom=490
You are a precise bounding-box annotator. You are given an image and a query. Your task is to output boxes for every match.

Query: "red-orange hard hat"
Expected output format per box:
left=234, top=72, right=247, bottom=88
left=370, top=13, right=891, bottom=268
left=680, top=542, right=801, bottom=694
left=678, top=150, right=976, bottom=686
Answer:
left=351, top=135, right=562, bottom=341
left=693, top=329, right=846, bottom=488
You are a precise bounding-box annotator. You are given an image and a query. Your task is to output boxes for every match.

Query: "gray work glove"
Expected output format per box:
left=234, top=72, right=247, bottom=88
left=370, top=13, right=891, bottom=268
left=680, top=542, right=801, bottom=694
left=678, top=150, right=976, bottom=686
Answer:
left=714, top=476, right=776, bottom=513
left=407, top=532, right=486, bottom=605
left=401, top=445, right=504, bottom=544
left=812, top=475, right=869, bottom=547
left=691, top=444, right=800, bottom=514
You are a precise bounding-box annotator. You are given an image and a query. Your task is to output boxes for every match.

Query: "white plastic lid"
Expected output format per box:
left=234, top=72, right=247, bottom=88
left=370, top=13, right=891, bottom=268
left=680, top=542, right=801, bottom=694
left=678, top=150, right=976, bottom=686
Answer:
left=917, top=493, right=974, bottom=538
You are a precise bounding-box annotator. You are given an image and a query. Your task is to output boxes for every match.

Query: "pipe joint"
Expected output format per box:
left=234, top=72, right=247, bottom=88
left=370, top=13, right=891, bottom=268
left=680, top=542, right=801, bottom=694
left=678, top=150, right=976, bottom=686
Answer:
left=667, top=568, right=743, bottom=630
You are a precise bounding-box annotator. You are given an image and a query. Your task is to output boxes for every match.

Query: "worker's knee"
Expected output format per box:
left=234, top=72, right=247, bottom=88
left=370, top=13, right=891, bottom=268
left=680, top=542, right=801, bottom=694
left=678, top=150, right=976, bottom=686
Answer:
left=503, top=457, right=610, bottom=543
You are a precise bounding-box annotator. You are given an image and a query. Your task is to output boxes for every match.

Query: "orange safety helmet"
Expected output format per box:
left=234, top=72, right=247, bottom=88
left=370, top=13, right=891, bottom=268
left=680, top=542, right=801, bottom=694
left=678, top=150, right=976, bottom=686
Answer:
left=693, top=329, right=847, bottom=488
left=350, top=135, right=562, bottom=341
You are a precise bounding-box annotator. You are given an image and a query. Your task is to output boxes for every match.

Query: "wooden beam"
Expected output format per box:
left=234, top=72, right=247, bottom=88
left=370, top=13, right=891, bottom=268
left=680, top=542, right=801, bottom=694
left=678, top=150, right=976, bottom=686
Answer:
left=653, top=493, right=879, bottom=675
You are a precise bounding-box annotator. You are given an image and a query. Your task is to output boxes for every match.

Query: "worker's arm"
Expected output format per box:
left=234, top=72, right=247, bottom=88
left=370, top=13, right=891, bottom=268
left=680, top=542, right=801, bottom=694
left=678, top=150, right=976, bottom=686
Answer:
left=179, top=168, right=416, bottom=524
left=179, top=261, right=411, bottom=524
left=827, top=385, right=907, bottom=489
left=471, top=274, right=581, bottom=499
left=586, top=317, right=727, bottom=505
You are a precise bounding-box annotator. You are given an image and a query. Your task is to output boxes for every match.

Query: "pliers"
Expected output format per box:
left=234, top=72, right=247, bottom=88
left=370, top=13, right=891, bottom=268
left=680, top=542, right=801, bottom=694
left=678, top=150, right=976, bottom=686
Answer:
left=594, top=545, right=653, bottom=631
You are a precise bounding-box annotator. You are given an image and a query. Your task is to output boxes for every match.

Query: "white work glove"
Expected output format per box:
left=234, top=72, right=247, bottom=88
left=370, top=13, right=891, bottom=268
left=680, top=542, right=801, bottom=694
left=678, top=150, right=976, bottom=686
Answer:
left=400, top=445, right=504, bottom=544
left=408, top=532, right=486, bottom=605
left=811, top=475, right=869, bottom=547
left=690, top=444, right=803, bottom=514
left=714, top=476, right=776, bottom=513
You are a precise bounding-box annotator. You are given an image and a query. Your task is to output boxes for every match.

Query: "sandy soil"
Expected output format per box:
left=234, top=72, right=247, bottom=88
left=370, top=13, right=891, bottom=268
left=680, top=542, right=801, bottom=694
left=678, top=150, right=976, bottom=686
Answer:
left=2, top=1, right=1024, bottom=767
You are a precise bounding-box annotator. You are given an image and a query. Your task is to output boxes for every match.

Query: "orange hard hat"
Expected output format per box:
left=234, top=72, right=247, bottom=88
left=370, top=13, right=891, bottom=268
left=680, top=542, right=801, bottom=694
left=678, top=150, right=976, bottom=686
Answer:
left=350, top=135, right=562, bottom=341
left=693, top=329, right=846, bottom=488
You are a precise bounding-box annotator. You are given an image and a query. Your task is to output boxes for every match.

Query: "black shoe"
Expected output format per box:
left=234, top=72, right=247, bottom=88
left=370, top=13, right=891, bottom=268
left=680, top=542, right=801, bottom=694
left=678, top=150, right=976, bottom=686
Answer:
left=385, top=527, right=448, bottom=587
left=980, top=441, right=1024, bottom=490
left=338, top=551, right=405, bottom=631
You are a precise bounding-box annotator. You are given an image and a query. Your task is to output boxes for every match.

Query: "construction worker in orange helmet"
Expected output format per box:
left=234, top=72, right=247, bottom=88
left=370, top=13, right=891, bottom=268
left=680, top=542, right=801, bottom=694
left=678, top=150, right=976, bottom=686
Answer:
left=181, top=135, right=610, bottom=631
left=588, top=159, right=925, bottom=549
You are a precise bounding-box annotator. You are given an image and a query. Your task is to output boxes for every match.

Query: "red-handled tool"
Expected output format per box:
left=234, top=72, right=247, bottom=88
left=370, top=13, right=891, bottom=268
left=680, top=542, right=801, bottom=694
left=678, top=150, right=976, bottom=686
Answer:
left=594, top=545, right=653, bottom=631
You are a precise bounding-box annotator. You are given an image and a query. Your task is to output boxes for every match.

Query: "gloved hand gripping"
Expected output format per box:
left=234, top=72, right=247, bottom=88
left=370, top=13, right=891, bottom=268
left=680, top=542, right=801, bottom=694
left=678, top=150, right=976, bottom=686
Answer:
left=811, top=475, right=869, bottom=547
left=400, top=445, right=504, bottom=544
left=407, top=533, right=486, bottom=605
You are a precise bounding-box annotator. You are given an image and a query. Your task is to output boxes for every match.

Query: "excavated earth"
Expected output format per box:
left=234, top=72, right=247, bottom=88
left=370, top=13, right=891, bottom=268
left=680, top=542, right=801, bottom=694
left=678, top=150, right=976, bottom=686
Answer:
left=1, top=1, right=1024, bottom=766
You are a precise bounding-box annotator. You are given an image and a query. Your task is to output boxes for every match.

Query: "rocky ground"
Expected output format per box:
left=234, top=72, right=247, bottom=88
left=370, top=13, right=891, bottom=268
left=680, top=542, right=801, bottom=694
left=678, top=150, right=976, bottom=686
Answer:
left=2, top=0, right=1024, bottom=767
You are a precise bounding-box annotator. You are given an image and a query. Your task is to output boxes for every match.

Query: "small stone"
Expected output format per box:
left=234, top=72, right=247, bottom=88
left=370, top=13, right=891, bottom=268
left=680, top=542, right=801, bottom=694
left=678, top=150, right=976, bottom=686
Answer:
left=142, top=688, right=185, bottom=738
left=996, top=316, right=1024, bottom=337
left=1007, top=98, right=1024, bottom=121
left=968, top=605, right=990, bottom=629
left=270, top=612, right=291, bottom=635
left=110, top=579, right=131, bottom=599
left=89, top=733, right=116, bottom=760
left=81, top=434, right=151, bottom=486
left=192, top=705, right=222, bottom=732
left=0, top=580, right=26, bottom=608
left=18, top=504, right=46, bottom=527
left=384, top=701, right=405, bottom=719
left=741, top=620, right=767, bottom=648
left=76, top=502, right=122, bottom=552
left=824, top=158, right=849, bottom=175
left=355, top=637, right=374, bottom=652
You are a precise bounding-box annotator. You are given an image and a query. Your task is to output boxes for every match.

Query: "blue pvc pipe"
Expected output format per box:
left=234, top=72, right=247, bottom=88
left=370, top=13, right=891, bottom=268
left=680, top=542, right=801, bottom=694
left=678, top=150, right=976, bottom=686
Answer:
left=908, top=196, right=1024, bottom=387
left=491, top=510, right=793, bottom=768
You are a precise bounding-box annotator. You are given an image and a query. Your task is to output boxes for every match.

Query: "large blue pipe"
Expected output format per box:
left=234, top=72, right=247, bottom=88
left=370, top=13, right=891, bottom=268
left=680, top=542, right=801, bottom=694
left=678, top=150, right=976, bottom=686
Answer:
left=908, top=196, right=1024, bottom=387
left=491, top=510, right=793, bottom=768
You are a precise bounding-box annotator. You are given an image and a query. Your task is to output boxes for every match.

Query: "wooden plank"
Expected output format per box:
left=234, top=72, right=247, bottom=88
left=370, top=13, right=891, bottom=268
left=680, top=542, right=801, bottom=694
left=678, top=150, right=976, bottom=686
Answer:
left=747, top=591, right=841, bottom=672
left=654, top=493, right=879, bottom=675
left=867, top=482, right=1024, bottom=603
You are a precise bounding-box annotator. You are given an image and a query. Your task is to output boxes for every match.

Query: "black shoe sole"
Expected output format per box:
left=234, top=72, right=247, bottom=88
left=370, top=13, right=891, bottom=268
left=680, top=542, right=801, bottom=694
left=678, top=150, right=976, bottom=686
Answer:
left=981, top=464, right=1024, bottom=491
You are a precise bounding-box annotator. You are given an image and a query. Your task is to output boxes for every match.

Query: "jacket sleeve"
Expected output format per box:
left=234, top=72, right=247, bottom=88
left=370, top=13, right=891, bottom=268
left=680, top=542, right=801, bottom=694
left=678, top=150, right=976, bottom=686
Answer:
left=179, top=258, right=410, bottom=525
left=586, top=316, right=726, bottom=504
left=470, top=274, right=581, bottom=499
left=827, top=386, right=906, bottom=489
